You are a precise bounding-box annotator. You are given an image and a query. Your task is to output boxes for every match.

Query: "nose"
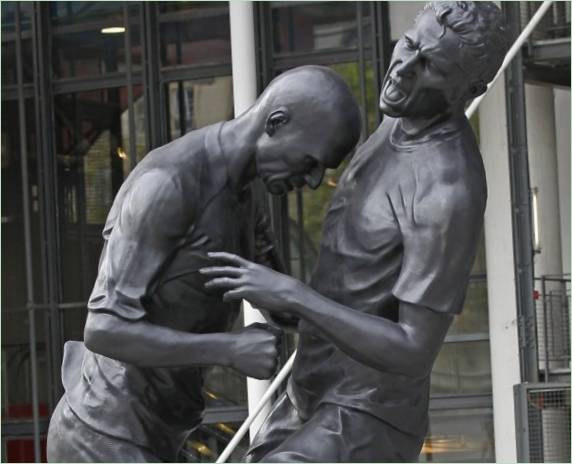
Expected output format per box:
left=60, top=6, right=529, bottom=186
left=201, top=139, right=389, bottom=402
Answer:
left=395, top=51, right=420, bottom=77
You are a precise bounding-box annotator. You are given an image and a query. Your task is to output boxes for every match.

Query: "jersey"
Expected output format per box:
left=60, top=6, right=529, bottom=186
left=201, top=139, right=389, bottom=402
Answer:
left=288, top=115, right=487, bottom=437
left=62, top=122, right=270, bottom=460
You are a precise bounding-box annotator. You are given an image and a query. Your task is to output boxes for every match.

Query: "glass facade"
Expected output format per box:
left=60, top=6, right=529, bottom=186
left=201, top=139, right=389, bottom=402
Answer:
left=1, top=2, right=494, bottom=462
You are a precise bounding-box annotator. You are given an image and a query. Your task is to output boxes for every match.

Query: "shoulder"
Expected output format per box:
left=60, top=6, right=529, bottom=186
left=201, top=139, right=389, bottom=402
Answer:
left=413, top=138, right=486, bottom=227
left=117, top=168, right=190, bottom=237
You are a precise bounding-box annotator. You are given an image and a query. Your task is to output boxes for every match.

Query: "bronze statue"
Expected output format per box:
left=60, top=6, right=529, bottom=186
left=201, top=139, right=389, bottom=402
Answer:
left=46, top=66, right=361, bottom=462
left=202, top=2, right=507, bottom=462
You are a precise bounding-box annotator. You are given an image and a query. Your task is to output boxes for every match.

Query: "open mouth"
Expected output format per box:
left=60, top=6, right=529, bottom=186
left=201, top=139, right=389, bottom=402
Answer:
left=382, top=76, right=408, bottom=105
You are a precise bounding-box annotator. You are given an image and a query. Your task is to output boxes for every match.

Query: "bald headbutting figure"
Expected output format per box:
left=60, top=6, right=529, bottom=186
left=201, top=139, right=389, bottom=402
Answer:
left=202, top=2, right=507, bottom=462
left=46, top=65, right=361, bottom=463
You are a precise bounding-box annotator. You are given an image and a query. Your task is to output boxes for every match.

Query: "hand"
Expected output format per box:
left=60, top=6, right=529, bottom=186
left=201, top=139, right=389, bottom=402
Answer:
left=200, top=252, right=302, bottom=314
left=229, top=323, right=282, bottom=379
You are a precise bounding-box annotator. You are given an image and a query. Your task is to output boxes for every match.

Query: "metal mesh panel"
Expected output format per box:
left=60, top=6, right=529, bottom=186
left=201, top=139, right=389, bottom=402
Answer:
left=535, top=276, right=571, bottom=376
left=516, top=384, right=571, bottom=463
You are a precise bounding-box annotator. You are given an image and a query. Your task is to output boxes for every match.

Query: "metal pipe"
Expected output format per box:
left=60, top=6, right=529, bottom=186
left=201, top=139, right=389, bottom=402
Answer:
left=541, top=276, right=549, bottom=382
left=15, top=3, right=41, bottom=460
left=229, top=0, right=272, bottom=441
left=123, top=2, right=137, bottom=171
left=356, top=2, right=368, bottom=140
left=216, top=351, right=297, bottom=463
left=466, top=1, right=554, bottom=119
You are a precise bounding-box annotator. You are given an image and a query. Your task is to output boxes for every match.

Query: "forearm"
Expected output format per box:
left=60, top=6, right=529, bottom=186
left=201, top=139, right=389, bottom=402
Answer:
left=290, top=287, right=436, bottom=377
left=84, top=312, right=234, bottom=368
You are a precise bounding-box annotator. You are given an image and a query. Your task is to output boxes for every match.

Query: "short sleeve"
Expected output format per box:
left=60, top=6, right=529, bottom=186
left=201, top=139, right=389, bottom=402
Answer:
left=88, top=170, right=190, bottom=321
left=392, top=180, right=485, bottom=315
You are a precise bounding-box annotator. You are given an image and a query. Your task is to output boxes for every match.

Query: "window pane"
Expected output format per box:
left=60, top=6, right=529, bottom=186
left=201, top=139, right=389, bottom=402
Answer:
left=51, top=2, right=142, bottom=79
left=420, top=407, right=495, bottom=462
left=159, top=2, right=231, bottom=67
left=165, top=76, right=234, bottom=140
left=448, top=280, right=489, bottom=336
left=272, top=1, right=370, bottom=54
left=180, top=421, right=249, bottom=463
left=54, top=86, right=145, bottom=302
left=431, top=341, right=492, bottom=395
left=1, top=2, right=34, bottom=85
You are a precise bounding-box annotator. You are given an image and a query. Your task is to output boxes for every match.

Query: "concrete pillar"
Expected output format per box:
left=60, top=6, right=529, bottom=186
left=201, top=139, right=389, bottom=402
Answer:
left=553, top=88, right=570, bottom=275
left=525, top=83, right=563, bottom=278
left=229, top=1, right=272, bottom=441
left=479, top=79, right=520, bottom=462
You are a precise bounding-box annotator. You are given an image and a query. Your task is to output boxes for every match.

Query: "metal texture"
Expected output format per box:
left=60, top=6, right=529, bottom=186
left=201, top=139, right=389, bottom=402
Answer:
left=514, top=383, right=571, bottom=463
left=123, top=2, right=137, bottom=171
left=141, top=2, right=164, bottom=150
left=15, top=3, right=41, bottom=460
left=32, top=0, right=65, bottom=406
left=503, top=2, right=540, bottom=383
left=47, top=66, right=361, bottom=462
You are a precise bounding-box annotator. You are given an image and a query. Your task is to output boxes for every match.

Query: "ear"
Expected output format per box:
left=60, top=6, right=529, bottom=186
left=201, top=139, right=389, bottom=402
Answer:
left=467, top=81, right=487, bottom=99
left=265, top=107, right=290, bottom=136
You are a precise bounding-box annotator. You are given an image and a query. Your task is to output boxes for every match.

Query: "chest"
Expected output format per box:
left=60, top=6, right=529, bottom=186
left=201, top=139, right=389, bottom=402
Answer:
left=322, top=146, right=411, bottom=254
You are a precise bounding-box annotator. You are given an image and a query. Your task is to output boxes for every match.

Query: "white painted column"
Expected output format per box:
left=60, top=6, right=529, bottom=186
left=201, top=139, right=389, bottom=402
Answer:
left=553, top=88, right=570, bottom=275
left=229, top=1, right=272, bottom=441
left=525, top=83, right=563, bottom=278
left=479, top=80, right=520, bottom=462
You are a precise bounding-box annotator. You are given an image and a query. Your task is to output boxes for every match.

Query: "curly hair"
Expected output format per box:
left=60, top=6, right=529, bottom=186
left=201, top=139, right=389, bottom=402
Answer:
left=422, top=1, right=508, bottom=86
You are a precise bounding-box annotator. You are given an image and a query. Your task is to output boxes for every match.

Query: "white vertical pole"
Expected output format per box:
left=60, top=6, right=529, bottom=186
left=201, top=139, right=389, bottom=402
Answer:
left=229, top=1, right=272, bottom=442
left=479, top=80, right=520, bottom=462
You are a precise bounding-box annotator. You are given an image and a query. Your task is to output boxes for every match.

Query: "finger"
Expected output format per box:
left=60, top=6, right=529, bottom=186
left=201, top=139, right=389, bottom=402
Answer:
left=222, top=288, right=245, bottom=303
left=207, top=252, right=251, bottom=268
left=204, top=277, right=241, bottom=290
left=246, top=322, right=283, bottom=339
left=199, top=266, right=245, bottom=277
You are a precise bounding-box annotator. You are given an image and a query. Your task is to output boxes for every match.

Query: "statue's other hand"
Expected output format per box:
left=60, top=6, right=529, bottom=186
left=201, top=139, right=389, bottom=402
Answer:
left=229, top=323, right=282, bottom=379
left=200, top=252, right=301, bottom=314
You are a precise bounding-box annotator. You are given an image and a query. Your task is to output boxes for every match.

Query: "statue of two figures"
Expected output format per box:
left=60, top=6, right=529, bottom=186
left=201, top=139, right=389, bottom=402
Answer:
left=47, top=2, right=507, bottom=462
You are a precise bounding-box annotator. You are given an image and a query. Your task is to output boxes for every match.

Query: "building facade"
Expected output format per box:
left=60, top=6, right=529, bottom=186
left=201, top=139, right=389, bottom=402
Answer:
left=1, top=2, right=570, bottom=462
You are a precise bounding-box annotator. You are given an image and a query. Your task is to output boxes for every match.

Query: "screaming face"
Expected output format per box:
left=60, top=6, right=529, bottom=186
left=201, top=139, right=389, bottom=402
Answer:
left=380, top=9, right=470, bottom=119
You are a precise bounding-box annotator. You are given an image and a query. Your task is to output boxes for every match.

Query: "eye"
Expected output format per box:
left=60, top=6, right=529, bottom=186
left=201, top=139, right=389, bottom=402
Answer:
left=404, top=36, right=415, bottom=50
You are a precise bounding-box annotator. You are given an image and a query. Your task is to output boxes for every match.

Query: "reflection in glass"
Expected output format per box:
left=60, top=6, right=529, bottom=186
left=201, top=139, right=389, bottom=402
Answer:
left=54, top=86, right=145, bottom=302
left=159, top=2, right=231, bottom=67
left=272, top=1, right=370, bottom=54
left=448, top=280, right=489, bottom=336
left=1, top=1, right=34, bottom=85
left=51, top=2, right=142, bottom=79
left=421, top=408, right=495, bottom=462
left=181, top=421, right=249, bottom=463
left=166, top=76, right=234, bottom=140
left=431, top=341, right=492, bottom=395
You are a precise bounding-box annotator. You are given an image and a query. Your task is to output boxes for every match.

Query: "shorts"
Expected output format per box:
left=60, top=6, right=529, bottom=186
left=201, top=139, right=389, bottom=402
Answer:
left=245, top=393, right=424, bottom=463
left=47, top=397, right=160, bottom=463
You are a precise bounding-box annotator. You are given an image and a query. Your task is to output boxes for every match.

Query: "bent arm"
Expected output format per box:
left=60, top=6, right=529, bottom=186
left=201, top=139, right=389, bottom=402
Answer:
left=84, top=311, right=235, bottom=368
left=288, top=286, right=452, bottom=378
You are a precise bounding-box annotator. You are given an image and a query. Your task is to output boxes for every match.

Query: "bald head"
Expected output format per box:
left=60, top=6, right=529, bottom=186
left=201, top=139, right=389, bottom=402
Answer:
left=254, top=65, right=362, bottom=168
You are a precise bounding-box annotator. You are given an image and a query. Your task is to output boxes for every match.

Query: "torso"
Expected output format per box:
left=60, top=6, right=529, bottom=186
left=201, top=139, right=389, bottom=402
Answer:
left=290, top=116, right=486, bottom=436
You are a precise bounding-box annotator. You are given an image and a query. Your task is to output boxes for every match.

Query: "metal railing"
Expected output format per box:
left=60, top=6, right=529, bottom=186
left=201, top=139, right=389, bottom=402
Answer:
left=521, top=1, right=571, bottom=40
left=534, top=275, right=571, bottom=380
left=515, top=383, right=571, bottom=463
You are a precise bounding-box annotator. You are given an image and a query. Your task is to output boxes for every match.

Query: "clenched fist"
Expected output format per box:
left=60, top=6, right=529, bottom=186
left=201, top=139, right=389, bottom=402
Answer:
left=229, top=323, right=282, bottom=379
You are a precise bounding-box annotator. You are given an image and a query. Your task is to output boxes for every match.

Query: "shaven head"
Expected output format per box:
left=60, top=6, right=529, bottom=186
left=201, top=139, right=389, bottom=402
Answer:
left=255, top=65, right=362, bottom=169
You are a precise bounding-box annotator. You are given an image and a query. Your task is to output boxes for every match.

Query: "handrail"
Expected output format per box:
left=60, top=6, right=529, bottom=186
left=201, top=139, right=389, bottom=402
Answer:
left=216, top=2, right=556, bottom=462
